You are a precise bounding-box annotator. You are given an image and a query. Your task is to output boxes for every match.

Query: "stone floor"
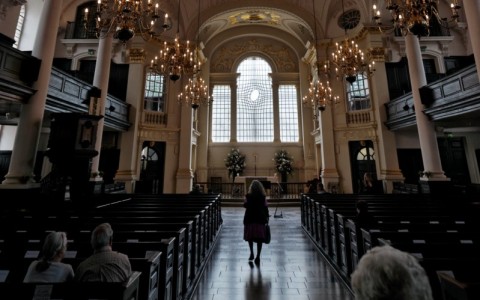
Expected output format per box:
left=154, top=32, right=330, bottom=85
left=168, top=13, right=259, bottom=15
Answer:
left=188, top=206, right=355, bottom=300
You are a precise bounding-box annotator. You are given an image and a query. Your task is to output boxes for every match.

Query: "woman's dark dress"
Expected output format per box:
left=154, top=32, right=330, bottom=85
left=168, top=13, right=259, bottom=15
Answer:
left=243, top=193, right=269, bottom=242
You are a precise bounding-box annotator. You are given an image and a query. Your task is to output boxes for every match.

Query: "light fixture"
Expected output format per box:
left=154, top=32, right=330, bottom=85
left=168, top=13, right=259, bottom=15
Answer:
left=372, top=0, right=461, bottom=37
left=302, top=77, right=339, bottom=111
left=150, top=0, right=195, bottom=81
left=330, top=0, right=375, bottom=84
left=177, top=0, right=211, bottom=109
left=94, top=0, right=171, bottom=44
left=303, top=0, right=339, bottom=111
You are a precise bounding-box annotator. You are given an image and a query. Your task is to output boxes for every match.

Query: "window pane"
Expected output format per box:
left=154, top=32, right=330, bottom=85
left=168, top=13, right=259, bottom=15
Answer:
left=144, top=72, right=166, bottom=112
left=347, top=74, right=371, bottom=111
left=279, top=85, right=299, bottom=142
left=236, top=57, right=273, bottom=142
left=211, top=85, right=231, bottom=142
left=13, top=5, right=25, bottom=49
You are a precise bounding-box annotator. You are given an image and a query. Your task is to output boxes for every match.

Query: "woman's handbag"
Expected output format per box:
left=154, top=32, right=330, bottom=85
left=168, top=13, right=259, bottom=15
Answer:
left=264, top=223, right=271, bottom=244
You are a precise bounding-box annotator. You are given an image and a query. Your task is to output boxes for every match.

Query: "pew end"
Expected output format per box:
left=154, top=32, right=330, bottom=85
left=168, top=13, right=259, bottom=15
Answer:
left=437, top=271, right=480, bottom=300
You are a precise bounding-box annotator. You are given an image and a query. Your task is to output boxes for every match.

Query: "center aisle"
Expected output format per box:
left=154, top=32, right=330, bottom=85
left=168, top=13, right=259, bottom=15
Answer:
left=188, top=206, right=355, bottom=300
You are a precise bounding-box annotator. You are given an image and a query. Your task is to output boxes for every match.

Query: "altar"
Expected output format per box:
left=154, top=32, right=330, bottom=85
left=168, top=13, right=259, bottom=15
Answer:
left=233, top=176, right=280, bottom=197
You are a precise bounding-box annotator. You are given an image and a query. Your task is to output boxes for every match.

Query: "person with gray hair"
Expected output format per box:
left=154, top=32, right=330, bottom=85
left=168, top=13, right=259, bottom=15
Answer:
left=24, top=231, right=74, bottom=282
left=351, top=245, right=433, bottom=300
left=74, top=223, right=132, bottom=282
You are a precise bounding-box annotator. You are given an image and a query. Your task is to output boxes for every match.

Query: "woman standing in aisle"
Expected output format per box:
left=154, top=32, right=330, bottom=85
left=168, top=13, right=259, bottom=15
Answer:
left=243, top=180, right=270, bottom=264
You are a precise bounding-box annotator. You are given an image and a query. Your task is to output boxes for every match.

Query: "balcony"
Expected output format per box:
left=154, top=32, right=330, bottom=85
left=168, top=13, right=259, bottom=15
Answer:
left=385, top=65, right=480, bottom=131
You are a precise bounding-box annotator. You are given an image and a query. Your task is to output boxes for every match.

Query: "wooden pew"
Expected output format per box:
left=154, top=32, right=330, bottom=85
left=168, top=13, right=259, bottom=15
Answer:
left=0, top=271, right=142, bottom=300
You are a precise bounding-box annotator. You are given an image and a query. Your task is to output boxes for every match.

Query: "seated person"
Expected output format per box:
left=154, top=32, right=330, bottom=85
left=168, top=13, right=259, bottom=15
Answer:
left=74, top=223, right=132, bottom=282
left=24, top=231, right=74, bottom=283
left=355, top=200, right=376, bottom=229
left=351, top=245, right=433, bottom=300
left=189, top=184, right=203, bottom=195
left=317, top=182, right=330, bottom=194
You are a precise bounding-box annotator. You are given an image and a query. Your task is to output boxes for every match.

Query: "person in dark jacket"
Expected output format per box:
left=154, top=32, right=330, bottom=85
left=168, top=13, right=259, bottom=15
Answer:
left=243, top=180, right=269, bottom=264
left=355, top=200, right=376, bottom=229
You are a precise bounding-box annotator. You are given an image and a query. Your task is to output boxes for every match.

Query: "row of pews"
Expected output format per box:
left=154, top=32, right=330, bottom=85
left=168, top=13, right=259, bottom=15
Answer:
left=301, top=193, right=480, bottom=300
left=0, top=193, right=223, bottom=300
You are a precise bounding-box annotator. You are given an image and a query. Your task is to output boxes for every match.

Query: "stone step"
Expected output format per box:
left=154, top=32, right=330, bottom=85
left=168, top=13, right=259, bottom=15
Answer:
left=221, top=197, right=300, bottom=207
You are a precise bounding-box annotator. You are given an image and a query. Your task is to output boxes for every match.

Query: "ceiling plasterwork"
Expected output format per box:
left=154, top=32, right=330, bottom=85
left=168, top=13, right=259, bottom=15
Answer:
left=211, top=38, right=297, bottom=73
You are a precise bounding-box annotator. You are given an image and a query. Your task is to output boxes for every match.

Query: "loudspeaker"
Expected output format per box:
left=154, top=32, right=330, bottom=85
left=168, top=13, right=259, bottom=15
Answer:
left=419, top=86, right=435, bottom=106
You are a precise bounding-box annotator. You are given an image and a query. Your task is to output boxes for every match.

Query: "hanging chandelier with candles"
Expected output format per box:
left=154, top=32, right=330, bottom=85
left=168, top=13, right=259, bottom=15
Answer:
left=302, top=77, right=339, bottom=111
left=93, top=0, right=171, bottom=44
left=149, top=0, right=195, bottom=81
left=303, top=0, right=339, bottom=111
left=330, top=38, right=375, bottom=84
left=178, top=76, right=211, bottom=109
left=329, top=0, right=375, bottom=84
left=150, top=36, right=196, bottom=81
left=177, top=0, right=211, bottom=109
left=372, top=0, right=461, bottom=37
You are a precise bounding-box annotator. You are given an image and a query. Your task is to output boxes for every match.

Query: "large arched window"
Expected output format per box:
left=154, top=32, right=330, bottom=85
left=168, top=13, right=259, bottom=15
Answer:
left=237, top=56, right=274, bottom=142
left=211, top=56, right=299, bottom=143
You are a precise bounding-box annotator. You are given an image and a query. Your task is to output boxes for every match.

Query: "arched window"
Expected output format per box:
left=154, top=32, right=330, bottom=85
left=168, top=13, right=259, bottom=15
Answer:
left=237, top=56, right=274, bottom=142
left=13, top=4, right=25, bottom=49
left=144, top=72, right=166, bottom=112
left=211, top=56, right=299, bottom=143
left=346, top=74, right=370, bottom=111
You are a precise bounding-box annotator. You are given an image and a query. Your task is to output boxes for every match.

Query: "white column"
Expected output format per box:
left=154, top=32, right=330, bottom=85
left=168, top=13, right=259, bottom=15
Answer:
left=176, top=103, right=194, bottom=193
left=463, top=0, right=480, bottom=80
left=2, top=0, right=62, bottom=187
left=369, top=55, right=404, bottom=192
left=89, top=33, right=114, bottom=179
left=319, top=106, right=340, bottom=192
left=404, top=33, right=447, bottom=181
left=114, top=50, right=144, bottom=193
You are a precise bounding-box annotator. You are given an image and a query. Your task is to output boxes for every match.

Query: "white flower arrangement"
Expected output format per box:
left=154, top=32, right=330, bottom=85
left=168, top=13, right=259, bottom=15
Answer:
left=273, top=150, right=294, bottom=175
left=225, top=148, right=246, bottom=180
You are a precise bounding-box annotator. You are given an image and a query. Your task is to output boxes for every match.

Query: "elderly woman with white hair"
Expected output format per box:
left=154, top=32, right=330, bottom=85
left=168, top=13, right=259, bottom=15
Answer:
left=24, top=231, right=74, bottom=282
left=351, top=245, right=433, bottom=300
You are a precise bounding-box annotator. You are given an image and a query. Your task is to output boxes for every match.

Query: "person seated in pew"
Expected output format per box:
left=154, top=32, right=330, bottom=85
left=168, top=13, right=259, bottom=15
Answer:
left=24, top=231, right=74, bottom=283
left=189, top=184, right=204, bottom=195
left=355, top=200, right=376, bottom=230
left=351, top=245, right=433, bottom=300
left=74, top=223, right=132, bottom=282
left=317, top=182, right=330, bottom=194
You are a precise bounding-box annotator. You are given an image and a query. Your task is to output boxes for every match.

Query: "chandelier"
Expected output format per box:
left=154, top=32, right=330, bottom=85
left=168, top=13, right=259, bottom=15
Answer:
left=93, top=0, right=171, bottom=43
left=330, top=0, right=375, bottom=84
left=303, top=0, right=339, bottom=112
left=150, top=36, right=196, bottom=81
left=178, top=76, right=211, bottom=109
left=177, top=0, right=211, bottom=109
left=331, top=39, right=375, bottom=84
left=302, top=78, right=339, bottom=111
left=372, top=0, right=461, bottom=36
left=149, top=0, right=196, bottom=81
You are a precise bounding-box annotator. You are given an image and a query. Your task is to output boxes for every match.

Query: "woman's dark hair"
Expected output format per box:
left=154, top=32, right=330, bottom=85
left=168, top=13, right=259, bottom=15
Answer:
left=36, top=232, right=67, bottom=272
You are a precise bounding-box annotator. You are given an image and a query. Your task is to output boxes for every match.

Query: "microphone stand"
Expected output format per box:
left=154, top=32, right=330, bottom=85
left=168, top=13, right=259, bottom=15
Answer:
left=274, top=175, right=283, bottom=218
